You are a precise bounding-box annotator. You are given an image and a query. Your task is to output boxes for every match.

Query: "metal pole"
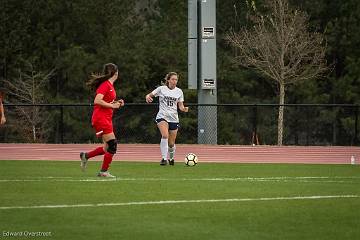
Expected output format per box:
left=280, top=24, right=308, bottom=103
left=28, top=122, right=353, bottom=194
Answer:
left=188, top=0, right=198, bottom=89
left=197, top=0, right=217, bottom=144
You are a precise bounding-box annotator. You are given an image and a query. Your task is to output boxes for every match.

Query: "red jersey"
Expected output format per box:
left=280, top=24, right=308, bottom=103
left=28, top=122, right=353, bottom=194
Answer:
left=92, top=80, right=116, bottom=122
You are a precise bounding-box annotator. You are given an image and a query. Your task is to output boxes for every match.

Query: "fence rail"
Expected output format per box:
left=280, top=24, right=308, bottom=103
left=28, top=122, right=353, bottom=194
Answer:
left=1, top=103, right=359, bottom=146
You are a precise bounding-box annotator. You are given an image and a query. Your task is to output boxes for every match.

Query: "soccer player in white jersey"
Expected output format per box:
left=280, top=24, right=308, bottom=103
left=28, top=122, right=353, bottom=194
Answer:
left=145, top=72, right=189, bottom=165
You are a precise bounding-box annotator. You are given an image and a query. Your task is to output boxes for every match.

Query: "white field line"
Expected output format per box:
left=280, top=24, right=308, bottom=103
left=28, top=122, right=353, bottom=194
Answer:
left=0, top=176, right=359, bottom=183
left=0, top=179, right=353, bottom=183
left=31, top=176, right=360, bottom=179
left=0, top=195, right=358, bottom=210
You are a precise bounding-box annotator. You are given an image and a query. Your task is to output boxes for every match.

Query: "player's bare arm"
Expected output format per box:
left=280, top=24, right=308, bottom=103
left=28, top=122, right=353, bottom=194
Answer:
left=0, top=95, right=6, bottom=125
left=145, top=93, right=155, bottom=103
left=94, top=94, right=121, bottom=109
left=178, top=101, right=189, bottom=112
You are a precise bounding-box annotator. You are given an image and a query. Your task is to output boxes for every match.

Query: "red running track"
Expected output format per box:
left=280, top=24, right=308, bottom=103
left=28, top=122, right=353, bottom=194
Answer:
left=0, top=144, right=359, bottom=164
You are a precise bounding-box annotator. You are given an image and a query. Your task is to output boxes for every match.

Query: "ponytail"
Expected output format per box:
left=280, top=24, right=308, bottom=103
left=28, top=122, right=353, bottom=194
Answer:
left=86, top=63, right=118, bottom=91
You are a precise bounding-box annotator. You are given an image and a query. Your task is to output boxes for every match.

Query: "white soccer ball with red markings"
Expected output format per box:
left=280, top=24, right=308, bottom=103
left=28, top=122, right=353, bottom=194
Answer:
left=185, top=153, right=198, bottom=166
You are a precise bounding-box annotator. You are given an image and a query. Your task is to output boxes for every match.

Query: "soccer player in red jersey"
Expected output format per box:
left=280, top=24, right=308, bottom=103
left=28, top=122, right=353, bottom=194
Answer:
left=80, top=63, right=124, bottom=178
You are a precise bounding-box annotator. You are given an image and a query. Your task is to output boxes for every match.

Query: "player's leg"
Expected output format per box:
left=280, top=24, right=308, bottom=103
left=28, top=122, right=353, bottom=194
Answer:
left=80, top=147, right=105, bottom=172
left=157, top=119, right=169, bottom=165
left=168, top=124, right=179, bottom=165
left=80, top=123, right=106, bottom=172
left=98, top=132, right=117, bottom=177
left=84, top=146, right=106, bottom=159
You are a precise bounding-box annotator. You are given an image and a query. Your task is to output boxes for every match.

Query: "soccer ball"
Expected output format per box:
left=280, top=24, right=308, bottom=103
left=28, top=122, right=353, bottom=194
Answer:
left=185, top=153, right=198, bottom=166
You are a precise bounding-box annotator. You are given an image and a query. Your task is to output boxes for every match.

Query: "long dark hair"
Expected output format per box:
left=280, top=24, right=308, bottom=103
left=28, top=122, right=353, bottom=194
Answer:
left=87, top=63, right=118, bottom=91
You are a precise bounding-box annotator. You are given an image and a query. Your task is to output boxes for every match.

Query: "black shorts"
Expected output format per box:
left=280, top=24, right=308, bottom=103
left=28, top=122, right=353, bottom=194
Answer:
left=155, top=118, right=180, bottom=130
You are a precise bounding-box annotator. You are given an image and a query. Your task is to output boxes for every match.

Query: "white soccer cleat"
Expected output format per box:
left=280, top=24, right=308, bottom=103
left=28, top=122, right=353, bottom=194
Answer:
left=80, top=152, right=88, bottom=172
left=97, top=171, right=116, bottom=178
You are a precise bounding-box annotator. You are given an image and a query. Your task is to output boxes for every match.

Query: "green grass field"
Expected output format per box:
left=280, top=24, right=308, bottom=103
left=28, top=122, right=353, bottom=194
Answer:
left=0, top=160, right=359, bottom=240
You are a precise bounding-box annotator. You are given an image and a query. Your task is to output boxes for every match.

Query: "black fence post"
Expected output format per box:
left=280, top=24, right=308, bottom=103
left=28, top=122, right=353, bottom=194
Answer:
left=355, top=105, right=359, bottom=145
left=60, top=105, right=64, bottom=144
left=294, top=105, right=299, bottom=145
left=333, top=106, right=337, bottom=146
left=306, top=107, right=309, bottom=146
left=252, top=104, right=258, bottom=145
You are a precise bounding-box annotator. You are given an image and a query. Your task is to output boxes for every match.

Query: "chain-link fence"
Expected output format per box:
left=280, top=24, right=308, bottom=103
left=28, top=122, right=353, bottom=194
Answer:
left=0, top=103, right=358, bottom=146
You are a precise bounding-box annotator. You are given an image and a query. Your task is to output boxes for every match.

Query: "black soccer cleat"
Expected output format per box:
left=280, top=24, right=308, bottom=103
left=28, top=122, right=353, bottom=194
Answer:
left=160, top=159, right=167, bottom=166
left=168, top=159, right=174, bottom=166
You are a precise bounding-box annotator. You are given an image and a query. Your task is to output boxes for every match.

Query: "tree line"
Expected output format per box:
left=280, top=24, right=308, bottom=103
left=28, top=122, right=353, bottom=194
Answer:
left=0, top=0, right=359, bottom=145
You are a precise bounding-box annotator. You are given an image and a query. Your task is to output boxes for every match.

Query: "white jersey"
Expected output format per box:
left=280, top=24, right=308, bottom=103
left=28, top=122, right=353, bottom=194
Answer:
left=152, top=85, right=184, bottom=123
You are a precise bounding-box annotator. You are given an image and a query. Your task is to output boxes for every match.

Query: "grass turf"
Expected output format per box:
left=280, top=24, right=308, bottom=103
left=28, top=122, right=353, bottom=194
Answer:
left=0, top=160, right=359, bottom=240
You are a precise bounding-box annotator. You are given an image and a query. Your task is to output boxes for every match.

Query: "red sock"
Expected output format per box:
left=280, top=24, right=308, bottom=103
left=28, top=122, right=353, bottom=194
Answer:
left=101, top=152, right=113, bottom=171
left=87, top=147, right=105, bottom=159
